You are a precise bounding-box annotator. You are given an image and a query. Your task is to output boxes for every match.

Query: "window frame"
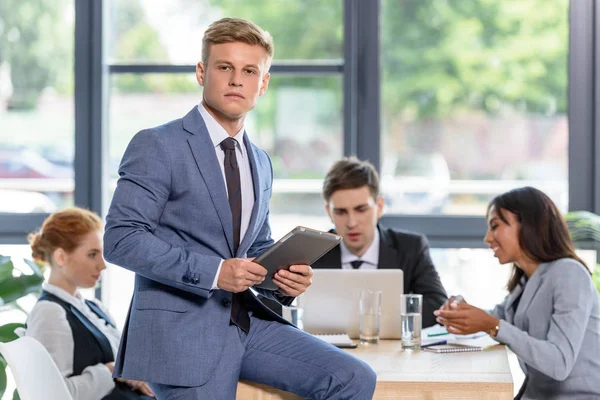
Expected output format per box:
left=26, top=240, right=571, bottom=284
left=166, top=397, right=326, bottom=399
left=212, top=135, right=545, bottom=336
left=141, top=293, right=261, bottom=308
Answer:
left=0, top=0, right=594, bottom=255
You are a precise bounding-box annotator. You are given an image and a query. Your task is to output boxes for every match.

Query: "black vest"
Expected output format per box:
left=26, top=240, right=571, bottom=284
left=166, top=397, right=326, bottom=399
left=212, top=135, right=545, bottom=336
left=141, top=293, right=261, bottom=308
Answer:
left=35, top=291, right=142, bottom=400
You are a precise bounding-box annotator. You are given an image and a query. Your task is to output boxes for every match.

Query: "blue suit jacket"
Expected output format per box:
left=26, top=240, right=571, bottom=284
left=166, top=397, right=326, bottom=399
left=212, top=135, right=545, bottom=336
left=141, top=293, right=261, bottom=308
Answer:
left=104, top=107, right=293, bottom=387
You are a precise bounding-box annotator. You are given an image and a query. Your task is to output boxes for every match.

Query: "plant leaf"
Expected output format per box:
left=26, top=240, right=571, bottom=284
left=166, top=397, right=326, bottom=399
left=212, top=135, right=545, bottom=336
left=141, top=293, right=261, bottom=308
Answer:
left=0, top=324, right=24, bottom=343
left=0, top=274, right=44, bottom=305
left=12, top=388, right=19, bottom=400
left=0, top=363, right=6, bottom=399
left=0, top=259, right=14, bottom=283
left=22, top=259, right=43, bottom=278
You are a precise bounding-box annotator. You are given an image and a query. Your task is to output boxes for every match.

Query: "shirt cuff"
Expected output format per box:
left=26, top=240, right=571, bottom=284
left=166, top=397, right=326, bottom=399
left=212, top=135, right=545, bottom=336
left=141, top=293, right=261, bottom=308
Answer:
left=211, top=259, right=224, bottom=290
left=493, top=319, right=514, bottom=345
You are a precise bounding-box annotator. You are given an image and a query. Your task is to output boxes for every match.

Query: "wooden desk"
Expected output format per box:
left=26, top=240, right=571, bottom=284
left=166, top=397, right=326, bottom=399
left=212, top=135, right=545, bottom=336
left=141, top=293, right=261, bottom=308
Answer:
left=236, top=341, right=513, bottom=399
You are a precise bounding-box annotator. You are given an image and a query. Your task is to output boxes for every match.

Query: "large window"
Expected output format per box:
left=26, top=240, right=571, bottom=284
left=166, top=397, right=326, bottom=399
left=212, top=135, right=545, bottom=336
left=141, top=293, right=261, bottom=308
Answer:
left=0, top=0, right=596, bottom=336
left=103, top=0, right=344, bottom=323
left=107, top=0, right=343, bottom=64
left=0, top=1, right=75, bottom=213
left=381, top=0, right=569, bottom=215
left=107, top=74, right=343, bottom=238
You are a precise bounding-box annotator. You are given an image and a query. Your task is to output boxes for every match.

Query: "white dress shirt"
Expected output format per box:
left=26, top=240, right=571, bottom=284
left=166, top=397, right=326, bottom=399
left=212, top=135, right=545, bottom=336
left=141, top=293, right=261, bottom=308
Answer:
left=198, top=103, right=255, bottom=289
left=25, top=283, right=121, bottom=400
left=340, top=229, right=380, bottom=270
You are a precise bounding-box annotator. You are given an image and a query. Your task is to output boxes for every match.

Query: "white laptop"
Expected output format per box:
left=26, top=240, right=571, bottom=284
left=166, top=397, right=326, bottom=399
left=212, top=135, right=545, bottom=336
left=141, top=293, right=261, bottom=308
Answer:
left=299, top=269, right=403, bottom=339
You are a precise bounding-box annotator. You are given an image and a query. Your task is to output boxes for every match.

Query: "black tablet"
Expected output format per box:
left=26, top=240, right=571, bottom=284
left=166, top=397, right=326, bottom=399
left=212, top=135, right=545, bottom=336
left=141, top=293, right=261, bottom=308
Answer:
left=254, top=226, right=341, bottom=291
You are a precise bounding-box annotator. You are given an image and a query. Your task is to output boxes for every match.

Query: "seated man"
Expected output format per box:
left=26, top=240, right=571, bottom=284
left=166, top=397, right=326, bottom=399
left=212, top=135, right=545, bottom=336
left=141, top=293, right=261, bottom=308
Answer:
left=312, top=157, right=448, bottom=327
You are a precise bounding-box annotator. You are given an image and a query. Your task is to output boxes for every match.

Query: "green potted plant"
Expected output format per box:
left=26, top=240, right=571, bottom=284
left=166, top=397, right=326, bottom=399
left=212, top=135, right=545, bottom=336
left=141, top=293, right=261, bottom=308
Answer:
left=565, top=211, right=600, bottom=293
left=0, top=255, right=44, bottom=399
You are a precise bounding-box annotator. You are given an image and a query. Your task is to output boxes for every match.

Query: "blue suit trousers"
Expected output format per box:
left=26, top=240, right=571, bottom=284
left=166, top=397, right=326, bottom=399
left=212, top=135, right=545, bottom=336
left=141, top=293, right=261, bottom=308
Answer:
left=149, top=314, right=376, bottom=399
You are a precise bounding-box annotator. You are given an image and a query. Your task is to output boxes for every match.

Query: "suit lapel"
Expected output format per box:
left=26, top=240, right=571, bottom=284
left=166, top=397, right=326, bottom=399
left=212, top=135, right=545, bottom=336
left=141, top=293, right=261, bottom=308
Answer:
left=513, top=264, right=546, bottom=328
left=183, top=108, right=234, bottom=255
left=85, top=300, right=115, bottom=328
left=237, top=135, right=263, bottom=255
left=70, top=306, right=114, bottom=362
left=377, top=226, right=400, bottom=270
left=504, top=283, right=524, bottom=323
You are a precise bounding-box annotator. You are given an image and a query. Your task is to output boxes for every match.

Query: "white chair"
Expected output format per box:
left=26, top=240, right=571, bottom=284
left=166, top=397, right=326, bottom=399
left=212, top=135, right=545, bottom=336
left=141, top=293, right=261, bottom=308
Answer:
left=0, top=336, right=73, bottom=400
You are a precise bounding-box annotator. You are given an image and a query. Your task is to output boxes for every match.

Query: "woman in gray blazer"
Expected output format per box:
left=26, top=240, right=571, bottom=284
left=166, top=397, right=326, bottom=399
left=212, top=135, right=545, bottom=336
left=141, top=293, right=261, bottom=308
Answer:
left=435, top=187, right=600, bottom=400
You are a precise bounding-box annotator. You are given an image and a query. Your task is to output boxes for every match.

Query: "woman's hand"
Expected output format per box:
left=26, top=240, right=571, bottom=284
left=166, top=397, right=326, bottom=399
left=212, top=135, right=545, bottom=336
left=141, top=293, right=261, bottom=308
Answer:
left=116, top=378, right=156, bottom=397
left=104, top=362, right=115, bottom=373
left=433, top=302, right=499, bottom=335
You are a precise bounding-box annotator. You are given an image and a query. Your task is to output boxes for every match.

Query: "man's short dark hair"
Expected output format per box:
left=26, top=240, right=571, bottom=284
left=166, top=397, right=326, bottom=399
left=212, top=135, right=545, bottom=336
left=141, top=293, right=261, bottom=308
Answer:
left=322, top=157, right=380, bottom=202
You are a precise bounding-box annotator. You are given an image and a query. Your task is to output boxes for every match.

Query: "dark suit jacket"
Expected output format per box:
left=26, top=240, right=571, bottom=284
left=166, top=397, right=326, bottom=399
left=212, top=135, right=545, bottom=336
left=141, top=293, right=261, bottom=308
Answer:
left=312, top=224, right=447, bottom=328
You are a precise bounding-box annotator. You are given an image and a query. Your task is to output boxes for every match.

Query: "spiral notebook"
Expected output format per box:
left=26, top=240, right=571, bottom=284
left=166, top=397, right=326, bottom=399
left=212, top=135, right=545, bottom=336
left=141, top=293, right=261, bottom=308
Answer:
left=423, top=343, right=482, bottom=353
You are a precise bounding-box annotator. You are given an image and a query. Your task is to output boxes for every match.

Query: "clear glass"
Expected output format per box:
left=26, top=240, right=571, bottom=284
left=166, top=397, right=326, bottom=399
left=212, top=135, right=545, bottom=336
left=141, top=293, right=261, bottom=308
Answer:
left=401, top=294, right=422, bottom=350
left=282, top=306, right=304, bottom=330
left=381, top=0, right=569, bottom=215
left=0, top=0, right=75, bottom=212
left=106, top=0, right=343, bottom=64
left=359, top=290, right=382, bottom=345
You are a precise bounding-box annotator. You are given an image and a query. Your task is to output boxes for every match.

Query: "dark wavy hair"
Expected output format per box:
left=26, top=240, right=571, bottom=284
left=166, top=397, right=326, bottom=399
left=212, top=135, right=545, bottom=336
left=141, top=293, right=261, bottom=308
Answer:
left=487, top=187, right=588, bottom=292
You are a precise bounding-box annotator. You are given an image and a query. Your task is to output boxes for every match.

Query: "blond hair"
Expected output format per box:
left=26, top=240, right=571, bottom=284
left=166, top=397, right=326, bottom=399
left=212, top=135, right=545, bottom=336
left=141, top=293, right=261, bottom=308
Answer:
left=28, top=207, right=103, bottom=268
left=202, top=17, right=274, bottom=66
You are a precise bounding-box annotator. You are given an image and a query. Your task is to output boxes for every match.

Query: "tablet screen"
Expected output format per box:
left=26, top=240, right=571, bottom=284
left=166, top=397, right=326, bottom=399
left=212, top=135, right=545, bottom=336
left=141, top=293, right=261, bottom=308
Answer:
left=253, top=226, right=341, bottom=291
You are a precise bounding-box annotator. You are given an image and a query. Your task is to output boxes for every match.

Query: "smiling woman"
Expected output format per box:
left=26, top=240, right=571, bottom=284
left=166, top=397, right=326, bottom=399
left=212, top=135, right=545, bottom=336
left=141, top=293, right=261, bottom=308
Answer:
left=435, top=187, right=600, bottom=399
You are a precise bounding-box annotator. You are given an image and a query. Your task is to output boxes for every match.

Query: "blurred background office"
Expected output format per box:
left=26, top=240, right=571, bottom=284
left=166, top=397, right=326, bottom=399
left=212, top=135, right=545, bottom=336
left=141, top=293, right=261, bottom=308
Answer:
left=0, top=0, right=599, bottom=397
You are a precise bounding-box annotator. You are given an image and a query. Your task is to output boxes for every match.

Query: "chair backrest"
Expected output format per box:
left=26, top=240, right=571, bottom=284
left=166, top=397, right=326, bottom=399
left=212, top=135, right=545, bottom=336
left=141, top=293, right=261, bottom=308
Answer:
left=0, top=336, right=73, bottom=400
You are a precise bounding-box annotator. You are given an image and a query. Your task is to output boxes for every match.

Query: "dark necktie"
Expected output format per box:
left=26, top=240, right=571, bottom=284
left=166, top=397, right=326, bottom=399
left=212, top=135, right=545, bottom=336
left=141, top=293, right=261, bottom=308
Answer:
left=220, top=137, right=250, bottom=333
left=350, top=260, right=363, bottom=269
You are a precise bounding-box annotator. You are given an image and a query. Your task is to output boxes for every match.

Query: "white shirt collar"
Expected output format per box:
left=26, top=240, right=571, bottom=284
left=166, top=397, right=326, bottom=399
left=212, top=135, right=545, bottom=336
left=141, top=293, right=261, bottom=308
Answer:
left=42, top=282, right=86, bottom=309
left=197, top=102, right=245, bottom=155
left=340, top=228, right=380, bottom=267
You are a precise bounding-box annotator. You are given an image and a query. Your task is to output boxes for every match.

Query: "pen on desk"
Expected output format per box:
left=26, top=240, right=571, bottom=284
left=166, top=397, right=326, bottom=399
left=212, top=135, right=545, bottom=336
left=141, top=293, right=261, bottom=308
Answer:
left=427, top=332, right=450, bottom=337
left=421, top=340, right=447, bottom=348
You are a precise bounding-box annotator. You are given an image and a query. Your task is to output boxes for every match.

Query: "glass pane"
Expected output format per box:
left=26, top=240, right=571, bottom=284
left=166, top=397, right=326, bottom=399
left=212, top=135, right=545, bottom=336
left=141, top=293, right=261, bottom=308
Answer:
left=433, top=247, right=597, bottom=312
left=107, top=0, right=343, bottom=64
left=0, top=1, right=75, bottom=213
left=431, top=248, right=511, bottom=310
left=107, top=73, right=342, bottom=236
left=105, top=73, right=342, bottom=321
left=381, top=0, right=569, bottom=215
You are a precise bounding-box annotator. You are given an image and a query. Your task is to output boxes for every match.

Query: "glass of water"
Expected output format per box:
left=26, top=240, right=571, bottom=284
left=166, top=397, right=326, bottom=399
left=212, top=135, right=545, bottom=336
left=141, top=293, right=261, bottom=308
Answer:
left=401, top=294, right=423, bottom=350
left=282, top=306, right=304, bottom=330
left=359, top=290, right=382, bottom=345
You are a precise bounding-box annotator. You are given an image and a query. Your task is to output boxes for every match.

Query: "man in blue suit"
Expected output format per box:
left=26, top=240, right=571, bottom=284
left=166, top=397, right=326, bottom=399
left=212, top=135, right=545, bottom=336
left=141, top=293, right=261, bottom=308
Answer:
left=104, top=18, right=376, bottom=400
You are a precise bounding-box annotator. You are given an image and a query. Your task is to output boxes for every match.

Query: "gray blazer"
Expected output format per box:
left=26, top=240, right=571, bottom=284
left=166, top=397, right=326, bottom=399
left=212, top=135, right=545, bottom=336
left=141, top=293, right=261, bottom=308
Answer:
left=104, top=107, right=293, bottom=387
left=491, top=258, right=600, bottom=399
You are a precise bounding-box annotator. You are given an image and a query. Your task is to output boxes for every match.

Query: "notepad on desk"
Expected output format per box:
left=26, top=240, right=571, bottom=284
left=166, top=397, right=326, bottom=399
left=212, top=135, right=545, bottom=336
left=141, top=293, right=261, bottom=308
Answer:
left=313, top=334, right=357, bottom=348
left=421, top=324, right=500, bottom=352
left=423, top=343, right=483, bottom=353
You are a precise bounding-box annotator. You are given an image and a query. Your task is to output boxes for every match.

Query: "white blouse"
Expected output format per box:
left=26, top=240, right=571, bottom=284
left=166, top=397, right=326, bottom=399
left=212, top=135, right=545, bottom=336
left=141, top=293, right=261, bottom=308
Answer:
left=25, top=283, right=121, bottom=400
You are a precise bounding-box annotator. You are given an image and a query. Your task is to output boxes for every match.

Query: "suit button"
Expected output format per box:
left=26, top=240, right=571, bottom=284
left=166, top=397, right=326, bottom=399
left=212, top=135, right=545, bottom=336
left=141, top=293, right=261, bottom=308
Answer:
left=192, top=277, right=199, bottom=284
left=182, top=276, right=190, bottom=283
left=222, top=299, right=231, bottom=307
